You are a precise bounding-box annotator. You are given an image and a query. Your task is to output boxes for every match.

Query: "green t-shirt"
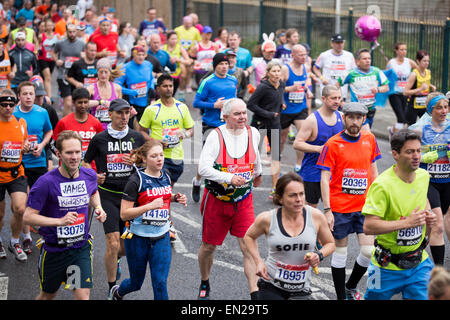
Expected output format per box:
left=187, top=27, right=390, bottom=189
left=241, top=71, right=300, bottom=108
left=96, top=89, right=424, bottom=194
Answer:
left=139, top=99, right=195, bottom=160
left=362, top=165, right=430, bottom=270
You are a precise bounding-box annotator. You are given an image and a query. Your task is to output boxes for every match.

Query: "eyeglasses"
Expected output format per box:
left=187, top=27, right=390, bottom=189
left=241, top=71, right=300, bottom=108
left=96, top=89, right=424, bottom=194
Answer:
left=0, top=103, right=15, bottom=108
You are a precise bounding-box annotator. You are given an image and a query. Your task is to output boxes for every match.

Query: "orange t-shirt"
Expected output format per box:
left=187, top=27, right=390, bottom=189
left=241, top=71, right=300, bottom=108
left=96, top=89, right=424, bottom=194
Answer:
left=55, top=18, right=78, bottom=37
left=0, top=116, right=28, bottom=183
left=316, top=130, right=381, bottom=213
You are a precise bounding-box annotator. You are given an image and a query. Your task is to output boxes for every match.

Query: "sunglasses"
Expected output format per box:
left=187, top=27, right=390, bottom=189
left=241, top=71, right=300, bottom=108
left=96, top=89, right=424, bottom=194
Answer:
left=0, top=103, right=15, bottom=108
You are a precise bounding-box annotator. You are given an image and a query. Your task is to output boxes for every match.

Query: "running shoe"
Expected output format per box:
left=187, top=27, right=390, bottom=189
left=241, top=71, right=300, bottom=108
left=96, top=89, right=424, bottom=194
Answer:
left=108, top=284, right=122, bottom=300
left=169, top=223, right=176, bottom=242
left=294, top=165, right=301, bottom=174
left=0, top=242, right=6, bottom=259
left=198, top=284, right=210, bottom=300
left=22, top=239, right=32, bottom=255
left=287, top=130, right=296, bottom=144
left=8, top=242, right=27, bottom=262
left=192, top=178, right=201, bottom=203
left=116, top=258, right=122, bottom=281
left=30, top=225, right=40, bottom=233
left=345, top=287, right=361, bottom=300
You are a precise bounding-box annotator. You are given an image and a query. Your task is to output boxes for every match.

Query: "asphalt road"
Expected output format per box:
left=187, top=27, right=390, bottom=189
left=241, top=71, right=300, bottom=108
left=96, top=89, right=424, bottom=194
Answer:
left=0, top=91, right=448, bottom=301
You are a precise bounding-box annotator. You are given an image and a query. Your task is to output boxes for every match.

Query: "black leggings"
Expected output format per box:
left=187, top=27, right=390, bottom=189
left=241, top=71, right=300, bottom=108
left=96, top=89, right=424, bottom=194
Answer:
left=257, top=279, right=312, bottom=300
left=388, top=94, right=408, bottom=124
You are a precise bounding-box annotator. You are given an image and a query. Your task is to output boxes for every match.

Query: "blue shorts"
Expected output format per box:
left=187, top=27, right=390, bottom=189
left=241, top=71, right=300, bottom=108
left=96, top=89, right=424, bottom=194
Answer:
left=364, top=257, right=434, bottom=300
left=332, top=211, right=365, bottom=240
left=163, top=158, right=184, bottom=183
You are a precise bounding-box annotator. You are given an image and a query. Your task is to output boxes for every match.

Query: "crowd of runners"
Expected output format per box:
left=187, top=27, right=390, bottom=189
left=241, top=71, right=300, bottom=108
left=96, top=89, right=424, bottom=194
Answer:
left=0, top=0, right=449, bottom=301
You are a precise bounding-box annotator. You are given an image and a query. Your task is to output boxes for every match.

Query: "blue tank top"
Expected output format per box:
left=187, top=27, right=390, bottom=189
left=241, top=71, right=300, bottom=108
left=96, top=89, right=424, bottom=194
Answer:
left=129, top=169, right=172, bottom=238
left=419, top=122, right=450, bottom=183
left=299, top=110, right=343, bottom=182
left=283, top=64, right=308, bottom=114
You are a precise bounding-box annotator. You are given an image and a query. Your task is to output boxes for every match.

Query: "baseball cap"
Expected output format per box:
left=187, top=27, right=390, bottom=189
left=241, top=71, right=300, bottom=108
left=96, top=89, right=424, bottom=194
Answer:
left=34, top=82, right=47, bottom=96
left=15, top=32, right=26, bottom=40
left=331, top=34, right=345, bottom=42
left=109, top=98, right=131, bottom=112
left=77, top=22, right=86, bottom=31
left=226, top=49, right=237, bottom=57
left=213, top=53, right=228, bottom=69
left=202, top=25, right=213, bottom=34
left=342, top=102, right=368, bottom=115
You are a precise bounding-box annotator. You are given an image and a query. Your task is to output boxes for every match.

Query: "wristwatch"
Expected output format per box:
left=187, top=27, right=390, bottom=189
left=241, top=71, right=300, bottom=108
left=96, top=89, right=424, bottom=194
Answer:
left=314, top=250, right=324, bottom=262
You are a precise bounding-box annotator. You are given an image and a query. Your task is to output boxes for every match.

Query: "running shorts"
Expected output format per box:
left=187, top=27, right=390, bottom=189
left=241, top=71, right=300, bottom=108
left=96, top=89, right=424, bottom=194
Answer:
left=427, top=181, right=450, bottom=214
left=200, top=189, right=255, bottom=245
left=0, top=176, right=28, bottom=201
left=163, top=158, right=184, bottom=183
left=25, top=166, right=48, bottom=189
left=99, top=187, right=126, bottom=234
left=57, top=79, right=73, bottom=98
left=38, top=240, right=94, bottom=294
left=303, top=181, right=321, bottom=205
left=364, top=257, right=433, bottom=300
left=280, top=109, right=308, bottom=129
left=332, top=211, right=365, bottom=240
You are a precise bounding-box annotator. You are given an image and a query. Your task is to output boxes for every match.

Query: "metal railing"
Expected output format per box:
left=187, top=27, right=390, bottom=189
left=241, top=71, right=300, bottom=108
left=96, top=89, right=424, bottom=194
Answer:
left=172, top=0, right=450, bottom=92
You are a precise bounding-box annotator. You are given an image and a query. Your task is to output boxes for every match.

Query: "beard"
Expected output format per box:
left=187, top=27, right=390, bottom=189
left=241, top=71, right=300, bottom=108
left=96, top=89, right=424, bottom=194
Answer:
left=346, top=124, right=361, bottom=135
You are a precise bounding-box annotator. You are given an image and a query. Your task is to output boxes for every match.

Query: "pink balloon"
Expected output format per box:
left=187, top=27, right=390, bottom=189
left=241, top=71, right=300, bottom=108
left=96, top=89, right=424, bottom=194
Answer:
left=355, top=15, right=382, bottom=42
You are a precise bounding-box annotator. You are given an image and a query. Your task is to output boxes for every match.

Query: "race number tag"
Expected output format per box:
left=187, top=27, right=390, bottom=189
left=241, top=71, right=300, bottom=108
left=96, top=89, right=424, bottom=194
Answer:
left=162, top=128, right=180, bottom=148
left=27, top=135, right=38, bottom=154
left=94, top=105, right=111, bottom=122
left=341, top=168, right=368, bottom=195
left=274, top=261, right=309, bottom=291
left=83, top=77, right=97, bottom=88
left=0, top=75, right=8, bottom=88
left=56, top=213, right=86, bottom=246
left=288, top=82, right=305, bottom=104
left=1, top=141, right=22, bottom=163
left=415, top=96, right=427, bottom=108
left=130, top=82, right=147, bottom=98
left=142, top=200, right=170, bottom=227
left=397, top=224, right=423, bottom=246
left=426, top=163, right=450, bottom=180
left=64, top=56, right=80, bottom=69
left=106, top=154, right=132, bottom=173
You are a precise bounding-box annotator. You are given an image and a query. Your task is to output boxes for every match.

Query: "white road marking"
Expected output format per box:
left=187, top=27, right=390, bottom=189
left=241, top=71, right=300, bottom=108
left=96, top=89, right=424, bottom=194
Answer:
left=0, top=273, right=8, bottom=300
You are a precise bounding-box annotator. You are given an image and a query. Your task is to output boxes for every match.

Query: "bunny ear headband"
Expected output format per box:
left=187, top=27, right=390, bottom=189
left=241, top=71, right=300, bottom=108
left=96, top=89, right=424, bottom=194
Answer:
left=261, top=32, right=276, bottom=52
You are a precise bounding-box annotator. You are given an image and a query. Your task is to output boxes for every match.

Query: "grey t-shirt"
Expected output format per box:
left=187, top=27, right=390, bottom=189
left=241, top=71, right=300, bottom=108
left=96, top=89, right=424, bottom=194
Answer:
left=54, top=38, right=86, bottom=79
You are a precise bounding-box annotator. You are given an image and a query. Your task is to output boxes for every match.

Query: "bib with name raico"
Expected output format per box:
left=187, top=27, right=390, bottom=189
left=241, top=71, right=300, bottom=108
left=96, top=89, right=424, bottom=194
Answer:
left=207, top=126, right=256, bottom=203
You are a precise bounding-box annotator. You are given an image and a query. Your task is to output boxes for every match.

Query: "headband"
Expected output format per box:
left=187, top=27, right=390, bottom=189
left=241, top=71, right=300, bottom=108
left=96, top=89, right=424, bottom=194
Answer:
left=427, top=95, right=447, bottom=114
left=0, top=96, right=17, bottom=104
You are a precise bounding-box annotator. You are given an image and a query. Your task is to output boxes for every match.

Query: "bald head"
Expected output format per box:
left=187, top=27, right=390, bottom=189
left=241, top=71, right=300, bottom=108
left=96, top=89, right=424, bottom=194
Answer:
left=149, top=34, right=161, bottom=52
left=291, top=44, right=307, bottom=65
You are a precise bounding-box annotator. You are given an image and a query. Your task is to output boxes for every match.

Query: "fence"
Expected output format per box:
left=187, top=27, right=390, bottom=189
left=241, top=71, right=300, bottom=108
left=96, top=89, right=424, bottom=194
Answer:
left=172, top=0, right=450, bottom=93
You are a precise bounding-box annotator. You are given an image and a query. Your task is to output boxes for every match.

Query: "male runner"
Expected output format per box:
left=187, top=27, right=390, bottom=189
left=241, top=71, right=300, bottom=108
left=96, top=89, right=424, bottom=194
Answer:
left=363, top=129, right=436, bottom=300
left=0, top=89, right=29, bottom=261
left=23, top=130, right=107, bottom=300
left=83, top=98, right=145, bottom=296
left=293, top=85, right=343, bottom=207
left=317, top=102, right=381, bottom=300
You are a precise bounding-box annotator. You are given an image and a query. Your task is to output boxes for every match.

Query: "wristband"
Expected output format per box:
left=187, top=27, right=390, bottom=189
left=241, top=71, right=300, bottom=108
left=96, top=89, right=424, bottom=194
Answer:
left=323, top=208, right=331, bottom=213
left=314, top=250, right=324, bottom=262
left=174, top=194, right=179, bottom=202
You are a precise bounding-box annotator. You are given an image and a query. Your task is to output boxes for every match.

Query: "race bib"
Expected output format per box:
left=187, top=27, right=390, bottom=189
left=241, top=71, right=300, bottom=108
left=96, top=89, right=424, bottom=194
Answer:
left=273, top=261, right=309, bottom=291
left=0, top=75, right=8, bottom=88
left=142, top=201, right=170, bottom=227
left=415, top=96, right=427, bottom=109
left=83, top=77, right=97, bottom=88
left=108, top=51, right=117, bottom=66
left=1, top=141, right=22, bottom=163
left=288, top=82, right=305, bottom=104
left=27, top=135, right=38, bottom=154
left=341, top=168, right=368, bottom=195
left=162, top=128, right=180, bottom=148
left=64, top=56, right=79, bottom=69
left=94, top=105, right=111, bottom=122
left=397, top=224, right=423, bottom=246
left=106, top=153, right=132, bottom=173
left=427, top=163, right=450, bottom=180
left=56, top=213, right=86, bottom=246
left=130, top=82, right=147, bottom=98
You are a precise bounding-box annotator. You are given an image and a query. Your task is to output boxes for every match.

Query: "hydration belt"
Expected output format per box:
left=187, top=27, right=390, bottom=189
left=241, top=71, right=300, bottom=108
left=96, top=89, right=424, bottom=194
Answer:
left=374, top=236, right=429, bottom=270
left=0, top=162, right=23, bottom=179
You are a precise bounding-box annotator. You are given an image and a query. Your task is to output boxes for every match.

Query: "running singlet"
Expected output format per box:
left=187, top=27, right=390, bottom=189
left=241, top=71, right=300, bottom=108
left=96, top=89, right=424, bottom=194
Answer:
left=340, top=67, right=388, bottom=109
left=316, top=131, right=381, bottom=213
left=139, top=98, right=195, bottom=161
left=283, top=63, right=308, bottom=114
left=386, top=58, right=411, bottom=94
left=362, top=166, right=430, bottom=270
left=38, top=32, right=57, bottom=61
left=0, top=116, right=27, bottom=183
left=163, top=43, right=182, bottom=78
left=411, top=69, right=431, bottom=110
left=90, top=82, right=118, bottom=129
left=174, top=26, right=201, bottom=50
left=0, top=50, right=12, bottom=89
left=26, top=167, right=98, bottom=252
left=89, top=31, right=119, bottom=66
left=122, top=169, right=172, bottom=238
left=194, top=42, right=215, bottom=73
left=420, top=122, right=450, bottom=183
left=299, top=110, right=343, bottom=182
left=264, top=206, right=316, bottom=293
left=83, top=129, right=145, bottom=193
left=205, top=125, right=256, bottom=203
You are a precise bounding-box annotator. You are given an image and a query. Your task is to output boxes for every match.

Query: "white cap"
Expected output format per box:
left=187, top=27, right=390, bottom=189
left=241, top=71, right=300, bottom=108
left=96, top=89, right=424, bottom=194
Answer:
left=15, top=32, right=26, bottom=40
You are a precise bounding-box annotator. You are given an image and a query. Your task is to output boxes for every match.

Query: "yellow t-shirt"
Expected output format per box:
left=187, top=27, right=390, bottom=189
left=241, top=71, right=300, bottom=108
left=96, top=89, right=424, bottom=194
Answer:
left=174, top=26, right=201, bottom=50
left=139, top=99, right=195, bottom=160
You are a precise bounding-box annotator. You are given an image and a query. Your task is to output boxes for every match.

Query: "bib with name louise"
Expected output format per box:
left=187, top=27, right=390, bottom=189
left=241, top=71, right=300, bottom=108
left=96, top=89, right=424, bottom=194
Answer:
left=26, top=167, right=98, bottom=252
